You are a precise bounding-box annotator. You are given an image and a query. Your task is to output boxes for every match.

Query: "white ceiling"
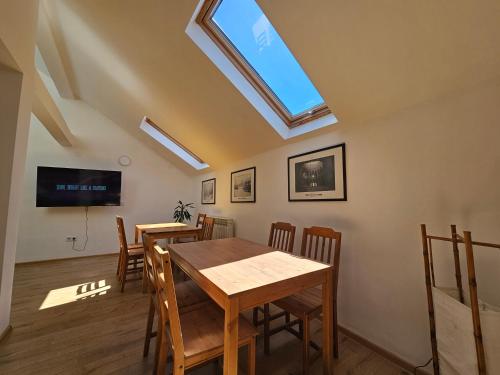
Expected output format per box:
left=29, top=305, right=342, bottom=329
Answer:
left=41, top=0, right=500, bottom=173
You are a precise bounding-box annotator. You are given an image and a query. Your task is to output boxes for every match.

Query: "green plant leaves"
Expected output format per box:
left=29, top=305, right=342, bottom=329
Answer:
left=173, top=200, right=195, bottom=223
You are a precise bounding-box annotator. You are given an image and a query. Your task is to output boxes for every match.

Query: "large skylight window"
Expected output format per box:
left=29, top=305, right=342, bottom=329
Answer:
left=196, top=0, right=331, bottom=128
left=140, top=117, right=209, bottom=170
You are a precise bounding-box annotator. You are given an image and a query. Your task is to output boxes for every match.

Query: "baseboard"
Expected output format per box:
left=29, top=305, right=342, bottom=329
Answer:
left=0, top=324, right=12, bottom=343
left=15, top=251, right=118, bottom=265
left=339, top=325, right=431, bottom=375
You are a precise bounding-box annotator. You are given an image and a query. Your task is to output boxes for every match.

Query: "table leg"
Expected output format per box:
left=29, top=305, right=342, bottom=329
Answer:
left=223, top=297, right=239, bottom=375
left=322, top=270, right=334, bottom=375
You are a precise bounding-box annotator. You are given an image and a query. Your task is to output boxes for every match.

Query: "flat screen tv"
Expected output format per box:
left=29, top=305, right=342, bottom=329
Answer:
left=36, top=166, right=122, bottom=207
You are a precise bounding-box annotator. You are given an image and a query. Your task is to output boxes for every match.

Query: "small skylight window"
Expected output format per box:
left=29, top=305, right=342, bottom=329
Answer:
left=195, top=0, right=332, bottom=128
left=140, top=117, right=209, bottom=170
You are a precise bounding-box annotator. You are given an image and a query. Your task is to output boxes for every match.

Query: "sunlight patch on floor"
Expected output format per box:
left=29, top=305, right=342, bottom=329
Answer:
left=39, top=280, right=111, bottom=310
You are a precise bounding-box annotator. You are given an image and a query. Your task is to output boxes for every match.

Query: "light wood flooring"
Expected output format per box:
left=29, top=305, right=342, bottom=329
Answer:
left=0, top=255, right=410, bottom=374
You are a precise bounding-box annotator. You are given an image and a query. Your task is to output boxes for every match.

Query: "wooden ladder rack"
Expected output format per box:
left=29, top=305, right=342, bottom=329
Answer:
left=420, top=224, right=499, bottom=375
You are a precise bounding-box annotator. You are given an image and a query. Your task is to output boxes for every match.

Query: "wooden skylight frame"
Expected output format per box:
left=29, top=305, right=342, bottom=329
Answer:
left=141, top=117, right=207, bottom=168
left=196, top=0, right=331, bottom=128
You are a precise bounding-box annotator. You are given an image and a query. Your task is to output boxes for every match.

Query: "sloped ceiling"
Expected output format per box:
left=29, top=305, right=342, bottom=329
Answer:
left=43, top=0, right=500, bottom=172
left=259, top=0, right=500, bottom=125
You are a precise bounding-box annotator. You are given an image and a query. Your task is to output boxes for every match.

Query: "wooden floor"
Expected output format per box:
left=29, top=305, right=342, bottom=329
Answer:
left=0, top=255, right=410, bottom=375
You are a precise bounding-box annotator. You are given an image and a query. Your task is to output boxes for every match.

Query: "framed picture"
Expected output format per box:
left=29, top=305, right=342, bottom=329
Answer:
left=288, top=143, right=346, bottom=201
left=231, top=167, right=256, bottom=203
left=201, top=178, right=216, bottom=205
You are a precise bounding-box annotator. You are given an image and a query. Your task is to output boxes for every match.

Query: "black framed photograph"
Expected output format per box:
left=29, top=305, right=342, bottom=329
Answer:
left=231, top=167, right=256, bottom=203
left=288, top=143, right=346, bottom=201
left=201, top=178, right=216, bottom=205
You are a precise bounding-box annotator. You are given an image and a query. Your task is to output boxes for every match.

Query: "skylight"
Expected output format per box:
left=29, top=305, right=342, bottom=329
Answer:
left=212, top=0, right=324, bottom=117
left=195, top=0, right=332, bottom=128
left=140, top=117, right=209, bottom=170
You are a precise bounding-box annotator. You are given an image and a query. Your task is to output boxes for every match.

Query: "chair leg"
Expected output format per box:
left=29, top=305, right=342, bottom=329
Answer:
left=333, top=300, right=339, bottom=359
left=214, top=357, right=222, bottom=375
left=120, top=276, right=126, bottom=292
left=252, top=307, right=259, bottom=326
left=263, top=303, right=270, bottom=355
left=142, top=259, right=148, bottom=293
left=143, top=296, right=155, bottom=357
left=116, top=251, right=122, bottom=277
left=172, top=358, right=185, bottom=375
left=154, top=323, right=162, bottom=374
left=247, top=338, right=256, bottom=375
left=156, top=327, right=167, bottom=375
left=120, top=256, right=127, bottom=292
left=302, top=317, right=310, bottom=375
left=118, top=251, right=125, bottom=281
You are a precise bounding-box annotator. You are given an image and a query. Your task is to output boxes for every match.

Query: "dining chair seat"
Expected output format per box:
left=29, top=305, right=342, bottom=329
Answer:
left=273, top=286, right=322, bottom=318
left=181, top=304, right=257, bottom=361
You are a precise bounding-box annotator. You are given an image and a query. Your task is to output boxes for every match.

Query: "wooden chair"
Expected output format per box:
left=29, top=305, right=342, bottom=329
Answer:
left=196, top=213, right=207, bottom=228
left=252, top=222, right=296, bottom=353
left=151, top=245, right=257, bottom=375
left=176, top=213, right=206, bottom=243
left=268, top=222, right=296, bottom=253
left=200, top=216, right=215, bottom=241
left=115, top=218, right=143, bottom=277
left=116, top=216, right=144, bottom=292
left=141, top=234, right=209, bottom=373
left=265, top=226, right=342, bottom=374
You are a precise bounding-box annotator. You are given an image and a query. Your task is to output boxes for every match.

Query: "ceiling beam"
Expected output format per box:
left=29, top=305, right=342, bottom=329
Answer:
left=32, top=70, right=74, bottom=147
left=36, top=2, right=76, bottom=99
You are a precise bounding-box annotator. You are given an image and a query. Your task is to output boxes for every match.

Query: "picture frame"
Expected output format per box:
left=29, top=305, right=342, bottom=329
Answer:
left=201, top=178, right=216, bottom=205
left=230, top=167, right=256, bottom=203
left=288, top=143, right=346, bottom=202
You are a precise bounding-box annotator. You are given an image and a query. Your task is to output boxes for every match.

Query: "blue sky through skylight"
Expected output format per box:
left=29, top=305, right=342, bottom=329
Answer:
left=212, top=0, right=325, bottom=117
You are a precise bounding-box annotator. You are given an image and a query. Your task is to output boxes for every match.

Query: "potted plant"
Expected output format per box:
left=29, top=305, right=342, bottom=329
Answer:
left=173, top=201, right=195, bottom=223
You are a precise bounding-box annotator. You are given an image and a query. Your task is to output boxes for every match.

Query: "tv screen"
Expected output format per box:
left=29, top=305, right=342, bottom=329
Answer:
left=36, top=166, right=122, bottom=207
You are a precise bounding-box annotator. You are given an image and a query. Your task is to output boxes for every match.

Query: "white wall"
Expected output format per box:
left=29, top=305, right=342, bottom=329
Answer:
left=194, top=80, right=500, bottom=367
left=17, top=92, right=195, bottom=262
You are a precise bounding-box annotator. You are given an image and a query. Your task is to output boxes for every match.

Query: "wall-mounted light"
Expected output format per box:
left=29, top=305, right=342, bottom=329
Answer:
left=118, top=155, right=131, bottom=167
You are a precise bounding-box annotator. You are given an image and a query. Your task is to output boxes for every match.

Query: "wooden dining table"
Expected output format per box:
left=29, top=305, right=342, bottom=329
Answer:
left=138, top=223, right=202, bottom=292
left=167, top=237, right=334, bottom=375
left=135, top=222, right=198, bottom=244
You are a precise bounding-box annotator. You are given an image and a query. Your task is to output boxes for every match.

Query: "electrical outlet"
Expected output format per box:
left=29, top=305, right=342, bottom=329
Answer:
left=65, top=236, right=77, bottom=242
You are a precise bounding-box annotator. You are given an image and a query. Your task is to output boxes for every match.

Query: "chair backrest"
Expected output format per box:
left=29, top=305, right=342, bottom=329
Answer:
left=116, top=216, right=128, bottom=256
left=301, top=226, right=342, bottom=302
left=196, top=213, right=207, bottom=228
left=142, top=233, right=156, bottom=291
left=300, top=226, right=340, bottom=265
left=268, top=222, right=296, bottom=253
left=151, top=245, right=184, bottom=361
left=201, top=217, right=215, bottom=241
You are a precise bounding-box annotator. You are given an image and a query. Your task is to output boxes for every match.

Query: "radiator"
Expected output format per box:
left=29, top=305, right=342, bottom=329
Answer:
left=212, top=217, right=235, bottom=239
